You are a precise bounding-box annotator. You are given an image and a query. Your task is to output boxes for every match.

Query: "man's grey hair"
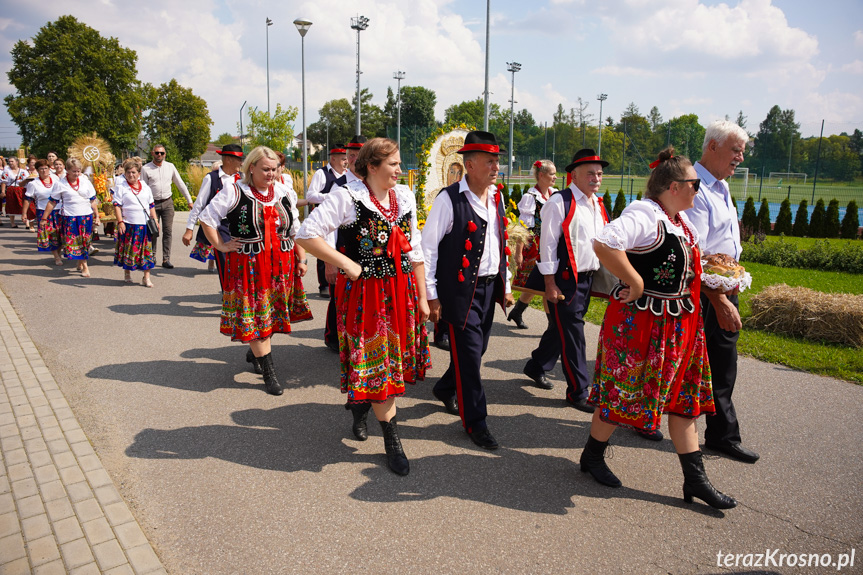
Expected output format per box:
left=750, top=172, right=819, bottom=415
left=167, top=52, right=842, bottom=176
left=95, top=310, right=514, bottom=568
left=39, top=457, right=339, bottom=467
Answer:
left=702, top=120, right=748, bottom=153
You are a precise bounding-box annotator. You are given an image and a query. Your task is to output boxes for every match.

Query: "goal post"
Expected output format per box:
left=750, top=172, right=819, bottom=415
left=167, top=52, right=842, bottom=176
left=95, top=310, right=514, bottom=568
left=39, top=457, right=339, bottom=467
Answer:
left=730, top=167, right=749, bottom=197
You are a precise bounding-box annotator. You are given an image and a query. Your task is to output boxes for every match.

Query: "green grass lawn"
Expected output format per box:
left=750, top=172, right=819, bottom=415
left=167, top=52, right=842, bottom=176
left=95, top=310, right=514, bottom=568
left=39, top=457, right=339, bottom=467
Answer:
left=521, top=261, right=863, bottom=384
left=757, top=235, right=861, bottom=249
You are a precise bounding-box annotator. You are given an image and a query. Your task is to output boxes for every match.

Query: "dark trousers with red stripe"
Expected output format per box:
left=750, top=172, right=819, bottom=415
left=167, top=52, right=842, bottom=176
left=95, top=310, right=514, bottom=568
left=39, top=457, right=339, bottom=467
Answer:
left=433, top=281, right=496, bottom=433
left=525, top=273, right=593, bottom=402
left=324, top=284, right=337, bottom=347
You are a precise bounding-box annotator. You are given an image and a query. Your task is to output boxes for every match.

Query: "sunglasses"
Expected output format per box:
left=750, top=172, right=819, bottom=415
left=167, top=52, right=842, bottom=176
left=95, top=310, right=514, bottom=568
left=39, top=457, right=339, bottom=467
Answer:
left=153, top=151, right=166, bottom=155
left=676, top=178, right=701, bottom=192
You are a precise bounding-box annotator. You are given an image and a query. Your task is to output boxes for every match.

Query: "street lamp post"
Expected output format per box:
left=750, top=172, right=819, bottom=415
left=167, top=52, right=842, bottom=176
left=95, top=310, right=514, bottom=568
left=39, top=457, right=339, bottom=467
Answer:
left=506, top=62, right=521, bottom=188
left=351, top=15, right=369, bottom=135
left=483, top=0, right=491, bottom=131
left=393, top=70, right=405, bottom=156
left=239, top=100, right=247, bottom=149
left=294, top=18, right=312, bottom=195
left=266, top=18, right=273, bottom=116
left=597, top=93, right=607, bottom=156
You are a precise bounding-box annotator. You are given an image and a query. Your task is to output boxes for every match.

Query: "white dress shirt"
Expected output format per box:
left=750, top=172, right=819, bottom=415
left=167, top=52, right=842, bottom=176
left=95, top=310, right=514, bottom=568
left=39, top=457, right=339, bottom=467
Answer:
left=421, top=176, right=512, bottom=300
left=517, top=186, right=555, bottom=229
left=537, top=183, right=606, bottom=275
left=186, top=168, right=240, bottom=229
left=141, top=160, right=192, bottom=203
left=686, top=162, right=742, bottom=260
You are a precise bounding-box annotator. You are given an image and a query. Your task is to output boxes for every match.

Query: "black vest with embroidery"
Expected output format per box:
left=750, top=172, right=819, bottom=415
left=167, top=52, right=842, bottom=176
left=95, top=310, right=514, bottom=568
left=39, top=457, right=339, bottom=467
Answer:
left=224, top=184, right=295, bottom=255
left=436, top=183, right=507, bottom=328
left=336, top=199, right=412, bottom=279
left=309, top=168, right=347, bottom=214
left=526, top=188, right=544, bottom=236
left=610, top=222, right=696, bottom=316
left=196, top=170, right=228, bottom=244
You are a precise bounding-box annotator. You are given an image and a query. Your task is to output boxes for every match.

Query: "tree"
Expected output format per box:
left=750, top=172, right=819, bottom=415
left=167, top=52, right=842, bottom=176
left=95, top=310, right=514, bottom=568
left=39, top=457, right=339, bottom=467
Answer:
left=602, top=191, right=612, bottom=218
left=757, top=198, right=771, bottom=234
left=399, top=86, right=437, bottom=127
left=792, top=199, right=809, bottom=237
left=214, top=132, right=234, bottom=146
left=666, top=115, right=706, bottom=163
left=244, top=103, right=298, bottom=153
left=144, top=79, right=212, bottom=162
left=736, top=110, right=748, bottom=131
left=444, top=98, right=500, bottom=127
left=741, top=197, right=758, bottom=234
left=351, top=88, right=386, bottom=138
left=648, top=106, right=663, bottom=130
left=306, top=99, right=354, bottom=154
left=774, top=198, right=793, bottom=236
left=825, top=198, right=841, bottom=238
left=4, top=15, right=145, bottom=155
left=752, top=105, right=801, bottom=174
left=840, top=200, right=860, bottom=239
left=612, top=190, right=627, bottom=219
left=809, top=198, right=826, bottom=238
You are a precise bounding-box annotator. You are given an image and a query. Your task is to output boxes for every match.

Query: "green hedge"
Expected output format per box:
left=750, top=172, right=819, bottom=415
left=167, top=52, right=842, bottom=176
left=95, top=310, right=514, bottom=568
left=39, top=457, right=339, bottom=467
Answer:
left=741, top=236, right=863, bottom=274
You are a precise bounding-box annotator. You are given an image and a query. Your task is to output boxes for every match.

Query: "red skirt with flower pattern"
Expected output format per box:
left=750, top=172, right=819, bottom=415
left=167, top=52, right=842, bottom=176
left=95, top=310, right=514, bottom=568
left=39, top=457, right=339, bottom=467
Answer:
left=335, top=271, right=431, bottom=403
left=512, top=233, right=540, bottom=289
left=588, top=293, right=714, bottom=432
left=219, top=245, right=312, bottom=342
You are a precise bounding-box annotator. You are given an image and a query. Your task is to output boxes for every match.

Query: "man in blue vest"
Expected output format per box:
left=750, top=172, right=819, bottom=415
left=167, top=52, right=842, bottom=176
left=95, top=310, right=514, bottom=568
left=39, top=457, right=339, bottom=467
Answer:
left=422, top=131, right=514, bottom=450
left=521, top=149, right=612, bottom=416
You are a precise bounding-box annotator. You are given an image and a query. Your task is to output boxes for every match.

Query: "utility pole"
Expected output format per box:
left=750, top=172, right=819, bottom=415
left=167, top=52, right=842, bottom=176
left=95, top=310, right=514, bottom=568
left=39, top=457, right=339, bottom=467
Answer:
left=506, top=61, right=521, bottom=188
left=351, top=16, right=369, bottom=135
left=483, top=0, right=491, bottom=131
left=393, top=70, right=406, bottom=156
left=597, top=93, right=607, bottom=156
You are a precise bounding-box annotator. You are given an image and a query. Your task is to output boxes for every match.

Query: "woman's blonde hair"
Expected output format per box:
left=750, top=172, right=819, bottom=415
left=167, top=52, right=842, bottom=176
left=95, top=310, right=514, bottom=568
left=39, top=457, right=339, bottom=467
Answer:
left=532, top=159, right=556, bottom=180
left=66, top=158, right=83, bottom=170
left=241, top=146, right=279, bottom=186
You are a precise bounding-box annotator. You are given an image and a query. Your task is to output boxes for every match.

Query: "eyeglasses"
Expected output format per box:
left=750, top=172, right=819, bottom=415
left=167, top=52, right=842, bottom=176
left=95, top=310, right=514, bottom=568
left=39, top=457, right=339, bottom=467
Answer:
left=676, top=178, right=701, bottom=192
left=153, top=151, right=166, bottom=155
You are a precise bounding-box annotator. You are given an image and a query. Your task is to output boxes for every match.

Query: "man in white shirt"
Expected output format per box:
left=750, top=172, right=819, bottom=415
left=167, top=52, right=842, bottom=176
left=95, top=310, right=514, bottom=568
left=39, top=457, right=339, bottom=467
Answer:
left=141, top=144, right=192, bottom=269
left=686, top=120, right=759, bottom=464
left=521, top=149, right=610, bottom=415
left=422, top=131, right=514, bottom=450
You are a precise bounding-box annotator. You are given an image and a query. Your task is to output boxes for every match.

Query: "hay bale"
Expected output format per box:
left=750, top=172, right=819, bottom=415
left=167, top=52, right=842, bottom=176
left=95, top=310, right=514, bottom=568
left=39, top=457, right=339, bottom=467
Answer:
left=747, top=284, right=863, bottom=347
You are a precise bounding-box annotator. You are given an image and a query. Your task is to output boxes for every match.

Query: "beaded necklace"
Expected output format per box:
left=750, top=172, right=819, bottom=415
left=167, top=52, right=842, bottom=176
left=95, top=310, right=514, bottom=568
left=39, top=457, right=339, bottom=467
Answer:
left=129, top=180, right=142, bottom=194
left=650, top=198, right=693, bottom=245
left=39, top=176, right=52, bottom=188
left=250, top=184, right=275, bottom=203
left=364, top=181, right=398, bottom=222
left=68, top=178, right=80, bottom=191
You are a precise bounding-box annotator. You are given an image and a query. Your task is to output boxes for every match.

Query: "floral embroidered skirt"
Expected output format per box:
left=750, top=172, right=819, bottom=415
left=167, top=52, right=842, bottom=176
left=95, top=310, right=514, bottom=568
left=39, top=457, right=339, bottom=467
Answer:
left=335, top=272, right=431, bottom=403
left=512, top=233, right=540, bottom=289
left=588, top=298, right=714, bottom=432
left=114, top=223, right=155, bottom=270
left=220, top=246, right=312, bottom=342
left=62, top=215, right=93, bottom=259
left=36, top=209, right=62, bottom=252
left=190, top=240, right=215, bottom=262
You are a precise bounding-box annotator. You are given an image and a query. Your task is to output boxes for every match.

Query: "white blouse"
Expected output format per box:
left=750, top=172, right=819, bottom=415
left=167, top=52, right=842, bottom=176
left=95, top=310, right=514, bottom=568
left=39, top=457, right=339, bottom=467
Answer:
left=517, top=186, right=555, bottom=229
left=298, top=181, right=424, bottom=263
left=2, top=168, right=29, bottom=186
left=595, top=199, right=700, bottom=252
left=53, top=177, right=97, bottom=217
left=113, top=180, right=155, bottom=225
left=24, top=175, right=61, bottom=210
left=198, top=180, right=300, bottom=237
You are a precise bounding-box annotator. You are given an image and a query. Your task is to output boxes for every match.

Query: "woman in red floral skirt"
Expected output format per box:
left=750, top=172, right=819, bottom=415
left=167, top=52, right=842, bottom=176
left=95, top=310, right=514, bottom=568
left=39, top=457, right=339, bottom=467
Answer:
left=579, top=147, right=736, bottom=510
left=297, top=137, right=431, bottom=476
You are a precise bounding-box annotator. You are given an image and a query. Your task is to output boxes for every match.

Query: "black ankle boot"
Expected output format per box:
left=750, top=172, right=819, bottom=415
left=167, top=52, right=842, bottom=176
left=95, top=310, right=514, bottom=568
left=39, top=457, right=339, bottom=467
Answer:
left=259, top=353, right=283, bottom=396
left=507, top=300, right=529, bottom=329
left=246, top=348, right=263, bottom=375
left=345, top=402, right=370, bottom=441
left=579, top=435, right=622, bottom=488
left=678, top=451, right=737, bottom=509
left=379, top=416, right=409, bottom=476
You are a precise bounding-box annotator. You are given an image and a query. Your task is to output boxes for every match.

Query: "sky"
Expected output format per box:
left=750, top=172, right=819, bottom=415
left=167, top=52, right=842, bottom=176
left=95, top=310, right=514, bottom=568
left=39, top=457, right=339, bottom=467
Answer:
left=1, top=0, right=862, bottom=150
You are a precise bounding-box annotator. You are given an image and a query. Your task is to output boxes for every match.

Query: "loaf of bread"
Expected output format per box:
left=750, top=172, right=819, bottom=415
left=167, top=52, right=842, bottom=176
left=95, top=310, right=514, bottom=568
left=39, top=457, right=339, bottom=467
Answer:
left=702, top=253, right=746, bottom=279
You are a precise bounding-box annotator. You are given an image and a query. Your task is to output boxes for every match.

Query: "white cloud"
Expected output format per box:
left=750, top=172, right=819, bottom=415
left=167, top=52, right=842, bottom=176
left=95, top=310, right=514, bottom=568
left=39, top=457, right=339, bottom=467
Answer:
left=855, top=30, right=863, bottom=47
left=840, top=60, right=863, bottom=74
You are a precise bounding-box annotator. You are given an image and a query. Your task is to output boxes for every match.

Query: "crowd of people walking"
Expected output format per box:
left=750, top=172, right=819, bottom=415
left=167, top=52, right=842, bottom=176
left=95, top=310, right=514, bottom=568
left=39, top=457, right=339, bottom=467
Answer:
left=1, top=120, right=758, bottom=509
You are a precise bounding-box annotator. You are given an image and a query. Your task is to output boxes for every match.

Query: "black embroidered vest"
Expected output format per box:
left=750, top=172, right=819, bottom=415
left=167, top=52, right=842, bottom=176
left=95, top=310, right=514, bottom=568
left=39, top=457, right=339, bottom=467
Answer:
left=611, top=222, right=696, bottom=316
left=435, top=183, right=507, bottom=329
left=196, top=169, right=229, bottom=244
left=336, top=200, right=412, bottom=279
left=224, top=184, right=295, bottom=255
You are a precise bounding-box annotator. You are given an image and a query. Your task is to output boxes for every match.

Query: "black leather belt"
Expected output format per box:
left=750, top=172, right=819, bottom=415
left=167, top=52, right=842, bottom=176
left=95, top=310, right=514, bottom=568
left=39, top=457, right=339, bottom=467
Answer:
left=477, top=275, right=497, bottom=285
left=578, top=270, right=595, bottom=281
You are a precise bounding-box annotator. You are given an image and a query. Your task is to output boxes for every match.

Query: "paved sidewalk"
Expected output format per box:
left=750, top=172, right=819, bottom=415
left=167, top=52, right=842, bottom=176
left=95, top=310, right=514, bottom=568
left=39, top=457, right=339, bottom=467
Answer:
left=0, top=288, right=166, bottom=575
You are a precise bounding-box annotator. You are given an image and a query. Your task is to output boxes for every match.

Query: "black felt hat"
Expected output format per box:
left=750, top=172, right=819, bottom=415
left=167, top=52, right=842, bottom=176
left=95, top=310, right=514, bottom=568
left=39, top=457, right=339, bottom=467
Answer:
left=346, top=135, right=367, bottom=149
left=216, top=144, right=244, bottom=159
left=456, top=131, right=506, bottom=155
left=565, top=148, right=608, bottom=172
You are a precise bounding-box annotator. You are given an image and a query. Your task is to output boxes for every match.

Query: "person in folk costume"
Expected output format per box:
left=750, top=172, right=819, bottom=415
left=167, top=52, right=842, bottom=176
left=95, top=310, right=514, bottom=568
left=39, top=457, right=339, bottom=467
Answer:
left=422, top=131, right=515, bottom=450
left=297, top=138, right=431, bottom=476
left=198, top=146, right=312, bottom=396
left=507, top=158, right=558, bottom=330
left=519, top=150, right=616, bottom=412
left=1, top=157, right=31, bottom=228
left=579, top=148, right=736, bottom=510
left=40, top=158, right=100, bottom=277
left=112, top=157, right=159, bottom=287
left=22, top=159, right=63, bottom=265
left=183, top=144, right=244, bottom=280
left=305, top=144, right=348, bottom=299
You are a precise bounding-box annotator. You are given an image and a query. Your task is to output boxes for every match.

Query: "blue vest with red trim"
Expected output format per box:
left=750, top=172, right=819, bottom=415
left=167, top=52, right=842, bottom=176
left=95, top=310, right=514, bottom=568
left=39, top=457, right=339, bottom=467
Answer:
left=196, top=169, right=227, bottom=244
left=435, top=182, right=507, bottom=329
left=554, top=187, right=579, bottom=300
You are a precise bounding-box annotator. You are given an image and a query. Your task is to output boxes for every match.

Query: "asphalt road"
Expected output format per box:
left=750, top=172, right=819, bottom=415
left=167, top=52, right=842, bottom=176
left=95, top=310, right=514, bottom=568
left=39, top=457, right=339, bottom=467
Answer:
left=1, top=216, right=861, bottom=574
